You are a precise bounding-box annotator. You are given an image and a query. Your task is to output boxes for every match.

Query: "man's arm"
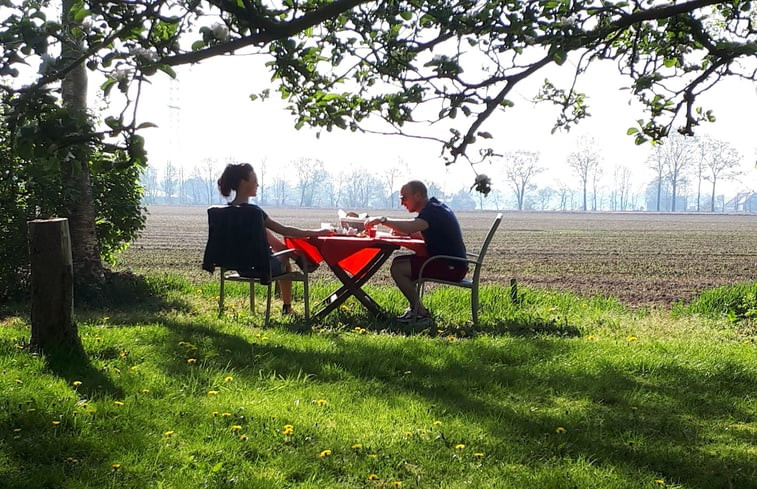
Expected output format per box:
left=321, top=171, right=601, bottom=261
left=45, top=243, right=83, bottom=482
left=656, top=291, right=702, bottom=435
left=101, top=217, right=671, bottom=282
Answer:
left=365, top=216, right=428, bottom=238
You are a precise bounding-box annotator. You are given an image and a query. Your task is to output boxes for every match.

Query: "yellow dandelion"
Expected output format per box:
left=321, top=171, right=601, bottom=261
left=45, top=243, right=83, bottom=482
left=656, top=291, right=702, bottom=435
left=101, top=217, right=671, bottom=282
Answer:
left=95, top=337, right=102, bottom=343
left=119, top=351, right=128, bottom=358
left=15, top=379, right=22, bottom=384
left=240, top=434, right=248, bottom=441
left=224, top=376, right=233, bottom=382
left=627, top=335, right=638, bottom=342
left=141, top=389, right=150, bottom=394
left=316, top=399, right=328, bottom=406
left=587, top=335, right=596, bottom=341
left=114, top=401, right=124, bottom=406
left=208, top=390, right=219, bottom=395
left=283, top=428, right=294, bottom=436
left=555, top=426, right=567, bottom=434
left=351, top=443, right=362, bottom=450
left=319, top=449, right=332, bottom=458
left=187, top=358, right=197, bottom=364
left=111, top=463, right=120, bottom=470
left=392, top=481, right=402, bottom=488
left=231, top=425, right=242, bottom=431
left=52, top=420, right=61, bottom=426
left=655, top=480, right=664, bottom=486
left=72, top=380, right=82, bottom=387
left=221, top=412, right=231, bottom=417
left=403, top=431, right=413, bottom=437
left=473, top=452, right=485, bottom=458
left=368, top=454, right=378, bottom=459
left=130, top=366, right=139, bottom=371
left=455, top=444, right=465, bottom=450
left=164, top=431, right=174, bottom=437
left=433, top=420, right=442, bottom=426
left=211, top=411, right=219, bottom=417
left=367, top=474, right=379, bottom=480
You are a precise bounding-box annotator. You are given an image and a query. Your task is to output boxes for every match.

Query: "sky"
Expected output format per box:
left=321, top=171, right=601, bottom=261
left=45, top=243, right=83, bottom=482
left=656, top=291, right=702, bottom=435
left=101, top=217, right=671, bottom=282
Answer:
left=132, top=51, right=757, bottom=200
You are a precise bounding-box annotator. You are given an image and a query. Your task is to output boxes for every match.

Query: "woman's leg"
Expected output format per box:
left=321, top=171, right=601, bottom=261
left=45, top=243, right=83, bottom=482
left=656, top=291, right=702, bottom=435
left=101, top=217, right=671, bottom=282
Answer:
left=267, top=231, right=293, bottom=308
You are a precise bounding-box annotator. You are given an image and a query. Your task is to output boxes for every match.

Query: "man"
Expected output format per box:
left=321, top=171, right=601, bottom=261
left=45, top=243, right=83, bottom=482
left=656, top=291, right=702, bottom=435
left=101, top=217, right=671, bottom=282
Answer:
left=365, top=180, right=467, bottom=322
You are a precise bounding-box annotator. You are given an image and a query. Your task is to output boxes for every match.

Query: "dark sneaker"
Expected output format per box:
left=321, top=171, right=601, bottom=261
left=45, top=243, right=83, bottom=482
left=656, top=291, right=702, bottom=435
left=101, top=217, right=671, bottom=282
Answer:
left=398, top=310, right=432, bottom=324
left=396, top=308, right=414, bottom=321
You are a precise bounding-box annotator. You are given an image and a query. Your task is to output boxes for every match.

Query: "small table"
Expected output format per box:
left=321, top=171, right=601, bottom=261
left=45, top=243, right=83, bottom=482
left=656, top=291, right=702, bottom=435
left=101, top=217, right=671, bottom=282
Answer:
left=285, top=234, right=427, bottom=320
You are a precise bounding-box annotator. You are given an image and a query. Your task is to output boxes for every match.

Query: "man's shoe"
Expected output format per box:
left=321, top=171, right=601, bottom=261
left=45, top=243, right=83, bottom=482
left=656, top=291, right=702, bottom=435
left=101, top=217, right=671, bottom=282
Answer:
left=397, top=309, right=432, bottom=324
left=396, top=308, right=414, bottom=321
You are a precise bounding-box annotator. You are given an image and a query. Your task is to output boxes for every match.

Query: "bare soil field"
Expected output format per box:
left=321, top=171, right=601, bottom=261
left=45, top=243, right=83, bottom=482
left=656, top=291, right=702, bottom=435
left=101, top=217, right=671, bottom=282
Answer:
left=117, top=206, right=757, bottom=308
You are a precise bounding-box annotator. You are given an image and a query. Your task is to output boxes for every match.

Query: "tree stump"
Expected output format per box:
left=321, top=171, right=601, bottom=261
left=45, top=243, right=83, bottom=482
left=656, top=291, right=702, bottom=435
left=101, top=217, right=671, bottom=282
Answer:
left=27, top=218, right=80, bottom=352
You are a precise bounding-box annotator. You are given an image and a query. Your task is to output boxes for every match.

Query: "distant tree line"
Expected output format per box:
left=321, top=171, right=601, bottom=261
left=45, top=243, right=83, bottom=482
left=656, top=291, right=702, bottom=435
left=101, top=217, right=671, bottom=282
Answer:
left=143, top=134, right=753, bottom=213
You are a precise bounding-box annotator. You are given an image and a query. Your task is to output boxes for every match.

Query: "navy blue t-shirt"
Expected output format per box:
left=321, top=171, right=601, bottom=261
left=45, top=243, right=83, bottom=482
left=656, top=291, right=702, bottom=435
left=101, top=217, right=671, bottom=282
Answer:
left=417, top=197, right=466, bottom=268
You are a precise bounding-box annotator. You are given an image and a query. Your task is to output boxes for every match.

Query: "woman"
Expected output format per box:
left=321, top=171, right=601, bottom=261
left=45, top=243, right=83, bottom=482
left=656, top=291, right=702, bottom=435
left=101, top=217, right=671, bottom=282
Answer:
left=217, top=163, right=332, bottom=314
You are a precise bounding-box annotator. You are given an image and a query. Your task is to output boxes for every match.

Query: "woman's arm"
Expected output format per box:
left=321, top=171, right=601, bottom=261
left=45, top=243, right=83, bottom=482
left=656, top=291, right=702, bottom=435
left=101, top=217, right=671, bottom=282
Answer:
left=265, top=216, right=333, bottom=238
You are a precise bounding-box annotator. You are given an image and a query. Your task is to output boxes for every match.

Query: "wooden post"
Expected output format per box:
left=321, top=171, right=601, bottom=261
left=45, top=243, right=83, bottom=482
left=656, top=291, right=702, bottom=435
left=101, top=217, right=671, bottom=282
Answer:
left=27, top=218, right=80, bottom=352
left=510, top=277, right=518, bottom=304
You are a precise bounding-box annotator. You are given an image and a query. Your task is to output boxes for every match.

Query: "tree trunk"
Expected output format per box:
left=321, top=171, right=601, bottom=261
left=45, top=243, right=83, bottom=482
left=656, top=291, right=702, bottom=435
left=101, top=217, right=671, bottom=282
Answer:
left=60, top=0, right=105, bottom=288
left=27, top=219, right=81, bottom=352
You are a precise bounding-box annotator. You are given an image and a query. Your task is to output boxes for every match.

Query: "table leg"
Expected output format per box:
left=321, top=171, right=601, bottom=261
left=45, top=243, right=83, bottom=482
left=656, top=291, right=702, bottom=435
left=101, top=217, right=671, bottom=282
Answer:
left=312, top=249, right=394, bottom=320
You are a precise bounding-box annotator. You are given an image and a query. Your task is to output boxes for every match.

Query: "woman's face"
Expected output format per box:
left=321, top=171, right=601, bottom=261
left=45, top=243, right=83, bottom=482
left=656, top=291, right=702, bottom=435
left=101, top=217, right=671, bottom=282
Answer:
left=240, top=169, right=259, bottom=198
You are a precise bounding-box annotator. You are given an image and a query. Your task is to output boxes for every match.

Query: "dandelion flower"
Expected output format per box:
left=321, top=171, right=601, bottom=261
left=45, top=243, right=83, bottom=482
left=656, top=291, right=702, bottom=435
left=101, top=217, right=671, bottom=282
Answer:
left=114, top=401, right=124, bottom=406
left=231, top=425, right=242, bottom=431
left=208, top=390, right=219, bottom=395
left=141, top=389, right=150, bottom=394
left=392, top=481, right=402, bottom=488
left=433, top=420, right=442, bottom=426
left=224, top=376, right=233, bottom=382
left=52, top=421, right=61, bottom=426
left=111, top=463, right=120, bottom=470
left=351, top=443, right=362, bottom=450
left=221, top=412, right=231, bottom=417
left=319, top=449, right=332, bottom=458
left=655, top=480, right=665, bottom=486
left=240, top=434, right=248, bottom=441
left=164, top=431, right=174, bottom=437
left=15, top=379, right=22, bottom=384
left=627, top=335, right=638, bottom=342
left=555, top=427, right=567, bottom=434
left=211, top=411, right=219, bottom=417
left=72, top=381, right=82, bottom=387
left=455, top=444, right=465, bottom=450
left=368, top=474, right=379, bottom=480
left=187, top=358, right=197, bottom=364
left=473, top=452, right=485, bottom=458
left=587, top=335, right=596, bottom=341
left=316, top=399, right=328, bottom=406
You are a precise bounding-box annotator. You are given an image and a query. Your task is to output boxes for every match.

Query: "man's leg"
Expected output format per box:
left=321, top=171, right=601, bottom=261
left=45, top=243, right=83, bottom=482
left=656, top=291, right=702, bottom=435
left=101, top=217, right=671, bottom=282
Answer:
left=390, top=256, right=428, bottom=316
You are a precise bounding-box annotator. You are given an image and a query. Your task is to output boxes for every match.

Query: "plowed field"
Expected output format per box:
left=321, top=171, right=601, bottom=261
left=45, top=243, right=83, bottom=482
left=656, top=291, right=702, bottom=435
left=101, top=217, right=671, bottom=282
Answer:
left=117, top=206, right=757, bottom=308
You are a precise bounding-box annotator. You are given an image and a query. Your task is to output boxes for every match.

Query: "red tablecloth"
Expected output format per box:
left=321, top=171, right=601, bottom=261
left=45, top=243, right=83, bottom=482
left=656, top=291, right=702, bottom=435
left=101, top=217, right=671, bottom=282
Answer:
left=285, top=235, right=427, bottom=276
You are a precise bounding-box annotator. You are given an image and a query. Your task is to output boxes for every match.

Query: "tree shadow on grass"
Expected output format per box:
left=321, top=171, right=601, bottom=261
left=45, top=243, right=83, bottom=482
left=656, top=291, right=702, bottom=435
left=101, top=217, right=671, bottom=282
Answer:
left=156, top=316, right=756, bottom=489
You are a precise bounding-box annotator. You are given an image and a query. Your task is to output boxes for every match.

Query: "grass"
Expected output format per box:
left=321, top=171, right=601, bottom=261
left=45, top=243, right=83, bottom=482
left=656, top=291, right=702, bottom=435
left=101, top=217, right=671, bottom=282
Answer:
left=0, top=275, right=755, bottom=489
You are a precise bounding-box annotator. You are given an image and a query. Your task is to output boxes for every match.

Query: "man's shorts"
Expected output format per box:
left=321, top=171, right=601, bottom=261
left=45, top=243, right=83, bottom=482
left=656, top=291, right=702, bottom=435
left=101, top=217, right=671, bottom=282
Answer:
left=396, top=254, right=468, bottom=282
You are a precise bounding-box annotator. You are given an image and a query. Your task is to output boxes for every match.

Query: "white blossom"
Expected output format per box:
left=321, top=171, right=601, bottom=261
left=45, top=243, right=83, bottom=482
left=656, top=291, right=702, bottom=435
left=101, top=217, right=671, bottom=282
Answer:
left=211, top=22, right=229, bottom=41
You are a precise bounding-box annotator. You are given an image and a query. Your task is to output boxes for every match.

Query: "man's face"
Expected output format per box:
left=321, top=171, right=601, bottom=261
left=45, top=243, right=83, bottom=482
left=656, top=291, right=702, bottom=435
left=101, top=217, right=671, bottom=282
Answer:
left=400, top=186, right=420, bottom=212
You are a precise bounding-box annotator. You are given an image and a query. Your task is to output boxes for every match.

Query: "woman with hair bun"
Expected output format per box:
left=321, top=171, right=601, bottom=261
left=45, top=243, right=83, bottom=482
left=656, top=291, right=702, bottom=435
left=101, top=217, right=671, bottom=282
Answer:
left=217, top=162, right=332, bottom=314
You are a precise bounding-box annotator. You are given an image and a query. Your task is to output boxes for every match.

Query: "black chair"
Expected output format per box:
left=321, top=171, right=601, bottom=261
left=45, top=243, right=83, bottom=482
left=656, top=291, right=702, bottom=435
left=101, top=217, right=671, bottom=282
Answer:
left=202, top=204, right=309, bottom=325
left=415, top=213, right=502, bottom=324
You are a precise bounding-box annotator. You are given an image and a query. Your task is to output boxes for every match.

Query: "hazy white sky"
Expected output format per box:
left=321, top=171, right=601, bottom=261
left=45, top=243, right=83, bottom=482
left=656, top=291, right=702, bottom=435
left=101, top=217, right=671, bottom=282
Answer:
left=133, top=52, right=757, bottom=197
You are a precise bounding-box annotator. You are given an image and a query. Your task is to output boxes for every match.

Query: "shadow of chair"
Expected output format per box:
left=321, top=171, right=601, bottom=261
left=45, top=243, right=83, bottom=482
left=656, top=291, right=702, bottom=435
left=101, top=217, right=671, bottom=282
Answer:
left=202, top=204, right=309, bottom=325
left=416, top=213, right=503, bottom=325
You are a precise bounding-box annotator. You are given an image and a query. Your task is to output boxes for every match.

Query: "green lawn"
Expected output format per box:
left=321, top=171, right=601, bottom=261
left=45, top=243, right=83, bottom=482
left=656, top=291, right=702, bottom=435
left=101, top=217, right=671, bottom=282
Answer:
left=0, top=277, right=755, bottom=489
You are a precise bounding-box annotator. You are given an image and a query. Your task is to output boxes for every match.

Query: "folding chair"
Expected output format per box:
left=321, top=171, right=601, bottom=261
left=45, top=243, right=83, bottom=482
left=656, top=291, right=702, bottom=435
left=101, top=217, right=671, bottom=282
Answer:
left=415, top=213, right=502, bottom=324
left=202, top=204, right=309, bottom=325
